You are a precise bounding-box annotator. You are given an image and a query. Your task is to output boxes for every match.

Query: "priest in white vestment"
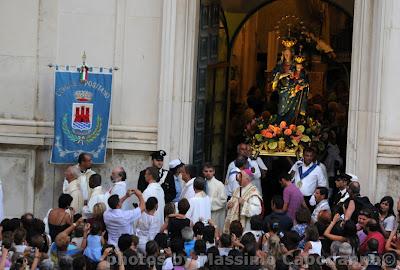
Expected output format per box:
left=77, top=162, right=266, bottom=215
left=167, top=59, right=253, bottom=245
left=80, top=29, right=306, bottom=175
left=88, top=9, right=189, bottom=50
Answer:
left=187, top=177, right=212, bottom=224
left=203, top=164, right=226, bottom=229
left=64, top=166, right=84, bottom=213
left=179, top=165, right=197, bottom=200
left=224, top=169, right=262, bottom=233
left=108, top=166, right=133, bottom=210
left=82, top=174, right=107, bottom=217
left=142, top=167, right=165, bottom=226
left=63, top=153, right=96, bottom=202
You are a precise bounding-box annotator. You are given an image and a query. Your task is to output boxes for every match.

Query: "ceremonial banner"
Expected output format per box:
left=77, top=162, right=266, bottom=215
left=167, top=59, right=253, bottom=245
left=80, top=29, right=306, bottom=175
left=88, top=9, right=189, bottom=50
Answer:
left=51, top=70, right=112, bottom=164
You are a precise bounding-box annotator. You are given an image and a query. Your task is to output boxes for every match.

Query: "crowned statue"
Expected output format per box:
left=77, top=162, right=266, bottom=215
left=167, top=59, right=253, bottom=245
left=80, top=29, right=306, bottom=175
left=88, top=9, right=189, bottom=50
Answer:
left=272, top=39, right=309, bottom=123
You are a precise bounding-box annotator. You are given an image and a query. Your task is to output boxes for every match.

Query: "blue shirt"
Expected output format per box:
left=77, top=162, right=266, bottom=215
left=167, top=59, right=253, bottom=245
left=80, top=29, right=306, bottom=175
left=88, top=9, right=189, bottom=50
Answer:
left=184, top=240, right=195, bottom=257
left=173, top=175, right=182, bottom=202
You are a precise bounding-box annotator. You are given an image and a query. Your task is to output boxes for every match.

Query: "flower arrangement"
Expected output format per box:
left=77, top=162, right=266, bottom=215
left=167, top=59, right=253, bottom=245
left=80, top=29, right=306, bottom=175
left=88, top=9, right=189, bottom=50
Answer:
left=245, top=114, right=323, bottom=156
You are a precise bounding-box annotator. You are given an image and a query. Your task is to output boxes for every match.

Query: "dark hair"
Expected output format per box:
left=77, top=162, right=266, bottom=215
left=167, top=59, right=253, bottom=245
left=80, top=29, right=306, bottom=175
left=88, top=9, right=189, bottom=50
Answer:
left=203, top=225, right=215, bottom=244
left=281, top=231, right=301, bottom=251
left=234, top=156, right=248, bottom=169
left=90, top=222, right=101, bottom=236
left=203, top=163, right=215, bottom=170
left=30, top=234, right=49, bottom=253
left=379, top=196, right=395, bottom=218
left=229, top=220, right=243, bottom=238
left=366, top=219, right=380, bottom=232
left=348, top=181, right=360, bottom=197
left=193, top=222, right=205, bottom=237
left=193, top=177, right=206, bottom=191
left=108, top=194, right=120, bottom=209
left=295, top=208, right=311, bottom=224
left=178, top=198, right=190, bottom=214
left=305, top=225, right=319, bottom=242
left=220, top=233, right=232, bottom=248
left=240, top=232, right=257, bottom=256
left=272, top=195, right=284, bottom=210
left=164, top=202, right=176, bottom=218
left=72, top=255, right=86, bottom=270
left=303, top=147, right=315, bottom=154
left=367, top=238, right=379, bottom=252
left=58, top=193, right=73, bottom=209
left=118, top=234, right=133, bottom=252
left=154, top=233, right=168, bottom=249
left=146, top=240, right=159, bottom=257
left=185, top=165, right=198, bottom=179
left=89, top=174, right=102, bottom=188
left=279, top=172, right=291, bottom=182
left=342, top=220, right=359, bottom=254
left=170, top=238, right=185, bottom=254
left=194, top=239, right=207, bottom=255
left=77, top=153, right=90, bottom=164
left=13, top=228, right=26, bottom=245
left=316, top=186, right=329, bottom=199
left=146, top=167, right=159, bottom=181
left=146, top=197, right=158, bottom=211
left=250, top=215, right=264, bottom=231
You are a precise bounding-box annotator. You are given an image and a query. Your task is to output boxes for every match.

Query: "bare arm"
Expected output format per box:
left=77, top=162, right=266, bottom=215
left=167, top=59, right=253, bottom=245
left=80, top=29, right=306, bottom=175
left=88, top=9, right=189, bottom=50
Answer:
left=324, top=217, right=346, bottom=242
left=344, top=200, right=355, bottom=221
left=0, top=247, right=8, bottom=270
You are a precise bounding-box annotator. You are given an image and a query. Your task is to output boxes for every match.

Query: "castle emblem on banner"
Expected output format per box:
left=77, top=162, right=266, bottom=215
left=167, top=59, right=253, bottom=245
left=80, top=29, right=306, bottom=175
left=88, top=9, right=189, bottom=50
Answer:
left=62, top=90, right=102, bottom=144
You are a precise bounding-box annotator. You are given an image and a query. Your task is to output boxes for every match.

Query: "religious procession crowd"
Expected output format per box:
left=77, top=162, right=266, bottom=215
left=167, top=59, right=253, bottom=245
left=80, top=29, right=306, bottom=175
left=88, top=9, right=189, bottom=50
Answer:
left=1, top=146, right=400, bottom=270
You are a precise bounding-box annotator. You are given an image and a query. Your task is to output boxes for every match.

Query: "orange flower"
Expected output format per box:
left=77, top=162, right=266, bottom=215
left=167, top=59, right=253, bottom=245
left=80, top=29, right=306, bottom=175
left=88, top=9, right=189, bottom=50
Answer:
left=268, top=125, right=275, bottom=131
left=261, top=129, right=273, bottom=139
left=279, top=121, right=287, bottom=129
left=289, top=124, right=296, bottom=131
left=274, top=126, right=282, bottom=135
left=284, top=129, right=292, bottom=136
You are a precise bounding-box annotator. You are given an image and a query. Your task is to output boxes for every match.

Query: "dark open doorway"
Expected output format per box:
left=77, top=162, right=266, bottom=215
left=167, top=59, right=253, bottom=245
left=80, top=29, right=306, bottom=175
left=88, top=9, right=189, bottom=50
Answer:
left=193, top=0, right=354, bottom=184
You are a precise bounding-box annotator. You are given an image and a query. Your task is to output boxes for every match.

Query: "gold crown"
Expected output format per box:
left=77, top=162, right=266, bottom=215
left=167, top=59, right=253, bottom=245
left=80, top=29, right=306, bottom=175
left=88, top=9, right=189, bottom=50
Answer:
left=281, top=38, right=297, bottom=48
left=294, top=55, right=306, bottom=64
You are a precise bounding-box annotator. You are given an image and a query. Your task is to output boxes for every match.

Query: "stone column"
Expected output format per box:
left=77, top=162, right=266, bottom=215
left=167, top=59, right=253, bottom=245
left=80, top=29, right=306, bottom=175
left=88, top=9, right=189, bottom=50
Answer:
left=157, top=0, right=199, bottom=164
left=346, top=0, right=385, bottom=199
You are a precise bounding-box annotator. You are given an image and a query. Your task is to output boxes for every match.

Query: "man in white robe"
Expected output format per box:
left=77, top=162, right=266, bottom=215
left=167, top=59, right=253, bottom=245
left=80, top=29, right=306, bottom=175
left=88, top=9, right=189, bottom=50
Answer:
left=203, top=163, right=226, bottom=229
left=64, top=166, right=84, bottom=213
left=187, top=177, right=212, bottom=224
left=225, top=143, right=264, bottom=196
left=82, top=174, right=107, bottom=218
left=224, top=169, right=262, bottom=232
left=63, top=153, right=96, bottom=202
left=108, top=167, right=132, bottom=210
left=142, top=167, right=165, bottom=226
left=180, top=164, right=197, bottom=200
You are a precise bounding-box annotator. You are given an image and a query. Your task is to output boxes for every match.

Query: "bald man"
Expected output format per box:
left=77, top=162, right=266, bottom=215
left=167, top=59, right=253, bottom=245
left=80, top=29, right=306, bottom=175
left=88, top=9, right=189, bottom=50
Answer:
left=64, top=166, right=84, bottom=213
left=108, top=166, right=130, bottom=209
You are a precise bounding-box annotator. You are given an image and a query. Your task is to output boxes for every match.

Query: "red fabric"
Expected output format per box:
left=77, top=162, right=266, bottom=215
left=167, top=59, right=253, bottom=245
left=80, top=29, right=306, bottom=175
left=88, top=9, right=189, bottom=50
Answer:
left=359, top=231, right=386, bottom=255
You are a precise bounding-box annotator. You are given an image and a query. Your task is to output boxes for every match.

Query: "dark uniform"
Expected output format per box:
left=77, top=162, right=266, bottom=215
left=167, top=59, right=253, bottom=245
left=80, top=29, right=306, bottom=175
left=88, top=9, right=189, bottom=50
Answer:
left=137, top=150, right=176, bottom=204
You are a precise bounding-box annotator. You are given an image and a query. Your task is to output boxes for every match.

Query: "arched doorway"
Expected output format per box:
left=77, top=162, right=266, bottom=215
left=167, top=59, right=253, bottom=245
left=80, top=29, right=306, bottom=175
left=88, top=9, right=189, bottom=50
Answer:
left=193, top=0, right=354, bottom=181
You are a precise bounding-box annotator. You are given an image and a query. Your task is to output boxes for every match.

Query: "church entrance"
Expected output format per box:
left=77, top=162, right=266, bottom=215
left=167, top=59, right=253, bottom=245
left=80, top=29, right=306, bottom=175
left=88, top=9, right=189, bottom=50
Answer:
left=193, top=0, right=354, bottom=202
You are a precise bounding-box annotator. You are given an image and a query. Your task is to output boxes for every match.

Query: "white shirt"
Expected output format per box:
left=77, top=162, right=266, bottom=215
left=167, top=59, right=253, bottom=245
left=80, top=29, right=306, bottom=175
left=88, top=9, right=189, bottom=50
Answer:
left=206, top=177, right=227, bottom=212
left=225, top=158, right=262, bottom=190
left=109, top=181, right=131, bottom=210
left=82, top=186, right=108, bottom=217
left=143, top=182, right=165, bottom=226
left=103, top=207, right=142, bottom=246
left=136, top=212, right=161, bottom=253
left=311, top=199, right=330, bottom=223
left=290, top=161, right=327, bottom=196
left=187, top=192, right=212, bottom=223
left=225, top=167, right=240, bottom=197
left=180, top=178, right=195, bottom=200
